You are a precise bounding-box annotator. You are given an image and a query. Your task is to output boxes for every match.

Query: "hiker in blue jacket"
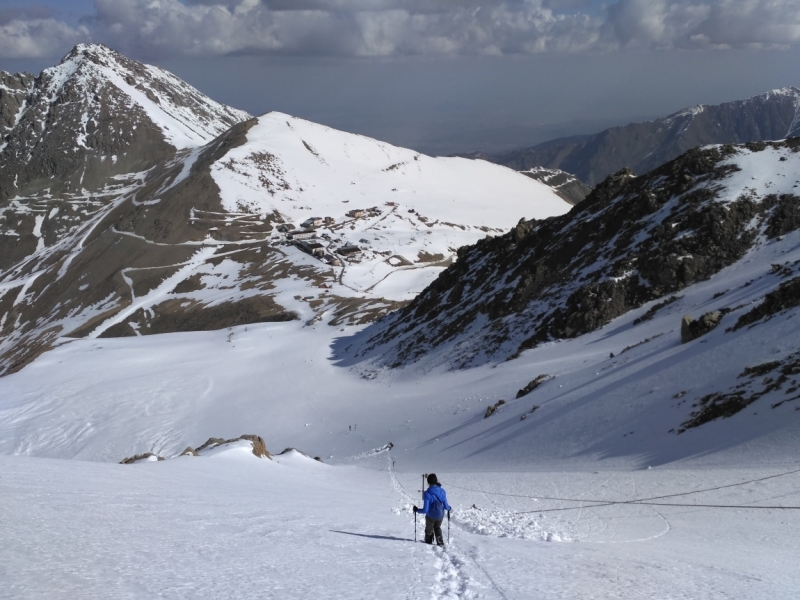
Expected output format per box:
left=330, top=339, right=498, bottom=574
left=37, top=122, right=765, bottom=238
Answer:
left=413, top=473, right=452, bottom=546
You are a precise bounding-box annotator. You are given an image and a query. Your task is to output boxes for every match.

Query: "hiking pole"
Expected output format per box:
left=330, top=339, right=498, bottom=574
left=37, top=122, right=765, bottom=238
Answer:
left=447, top=511, right=450, bottom=544
left=414, top=509, right=417, bottom=543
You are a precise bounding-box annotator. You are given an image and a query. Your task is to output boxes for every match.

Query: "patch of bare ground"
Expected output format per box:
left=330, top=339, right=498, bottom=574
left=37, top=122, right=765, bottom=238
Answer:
left=0, top=327, right=62, bottom=376
left=127, top=265, right=184, bottom=298
left=416, top=251, right=445, bottom=263
left=387, top=255, right=413, bottom=267
left=99, top=295, right=298, bottom=337
left=327, top=296, right=409, bottom=326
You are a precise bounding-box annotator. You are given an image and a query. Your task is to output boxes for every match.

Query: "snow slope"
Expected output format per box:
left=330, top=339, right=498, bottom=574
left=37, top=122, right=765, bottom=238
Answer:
left=210, top=112, right=571, bottom=295
left=213, top=113, right=568, bottom=226
left=1, top=448, right=799, bottom=599
left=2, top=240, right=800, bottom=470
left=3, top=116, right=800, bottom=598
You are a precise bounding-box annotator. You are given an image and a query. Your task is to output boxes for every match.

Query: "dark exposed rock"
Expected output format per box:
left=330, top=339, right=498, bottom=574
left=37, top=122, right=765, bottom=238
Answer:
left=484, top=399, right=506, bottom=419
left=519, top=167, right=592, bottom=205
left=763, top=194, right=800, bottom=239
left=734, top=276, right=800, bottom=330
left=240, top=435, right=270, bottom=458
left=180, top=447, right=199, bottom=457
left=279, top=447, right=323, bottom=461
left=516, top=374, right=549, bottom=399
left=679, top=352, right=800, bottom=430
left=196, top=437, right=227, bottom=452
left=680, top=392, right=751, bottom=430
left=633, top=295, right=680, bottom=325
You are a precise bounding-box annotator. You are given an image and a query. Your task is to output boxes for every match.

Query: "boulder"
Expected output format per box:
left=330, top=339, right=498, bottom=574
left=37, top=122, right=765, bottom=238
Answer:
left=239, top=434, right=270, bottom=458
left=681, top=311, right=723, bottom=343
left=680, top=315, right=695, bottom=343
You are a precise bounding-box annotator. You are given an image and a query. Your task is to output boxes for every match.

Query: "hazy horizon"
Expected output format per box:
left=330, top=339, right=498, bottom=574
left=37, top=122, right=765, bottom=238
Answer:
left=2, top=1, right=800, bottom=155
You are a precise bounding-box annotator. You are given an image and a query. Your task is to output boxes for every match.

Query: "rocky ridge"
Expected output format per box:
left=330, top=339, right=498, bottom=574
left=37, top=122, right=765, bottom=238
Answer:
left=518, top=166, right=591, bottom=205
left=347, top=139, right=800, bottom=370
left=487, top=87, right=800, bottom=186
left=0, top=43, right=251, bottom=271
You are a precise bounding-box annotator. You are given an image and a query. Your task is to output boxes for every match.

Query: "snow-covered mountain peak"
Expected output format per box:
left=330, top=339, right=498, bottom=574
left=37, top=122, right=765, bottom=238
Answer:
left=40, top=43, right=252, bottom=149
left=213, top=111, right=569, bottom=228
left=0, top=45, right=253, bottom=272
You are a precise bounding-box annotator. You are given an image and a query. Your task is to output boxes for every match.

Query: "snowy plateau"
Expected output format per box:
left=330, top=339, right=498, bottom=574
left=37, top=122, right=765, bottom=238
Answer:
left=0, top=46, right=799, bottom=600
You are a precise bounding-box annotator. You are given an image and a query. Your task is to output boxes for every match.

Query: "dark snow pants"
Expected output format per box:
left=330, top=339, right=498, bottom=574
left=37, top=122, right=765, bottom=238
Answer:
left=424, top=516, right=444, bottom=545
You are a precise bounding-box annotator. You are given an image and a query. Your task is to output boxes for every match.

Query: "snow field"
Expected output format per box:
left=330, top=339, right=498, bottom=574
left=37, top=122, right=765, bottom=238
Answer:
left=2, top=450, right=798, bottom=599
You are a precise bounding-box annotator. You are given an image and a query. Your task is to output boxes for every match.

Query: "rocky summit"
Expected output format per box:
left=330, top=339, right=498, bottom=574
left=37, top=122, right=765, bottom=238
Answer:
left=0, top=43, right=251, bottom=271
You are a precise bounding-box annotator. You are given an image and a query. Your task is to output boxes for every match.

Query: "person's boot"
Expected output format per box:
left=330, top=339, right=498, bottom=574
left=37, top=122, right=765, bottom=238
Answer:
left=424, top=534, right=434, bottom=544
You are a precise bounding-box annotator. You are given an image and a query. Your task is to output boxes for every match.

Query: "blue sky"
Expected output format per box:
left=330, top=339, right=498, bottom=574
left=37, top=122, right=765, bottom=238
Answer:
left=1, top=1, right=800, bottom=155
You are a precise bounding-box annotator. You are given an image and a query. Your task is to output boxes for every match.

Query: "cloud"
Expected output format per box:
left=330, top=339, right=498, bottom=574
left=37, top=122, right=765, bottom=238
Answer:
left=604, top=0, right=800, bottom=50
left=4, top=0, right=800, bottom=60
left=86, top=0, right=604, bottom=58
left=0, top=8, right=89, bottom=59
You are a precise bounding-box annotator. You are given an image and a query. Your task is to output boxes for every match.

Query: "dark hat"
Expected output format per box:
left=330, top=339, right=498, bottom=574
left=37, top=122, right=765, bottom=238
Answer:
left=427, top=473, right=438, bottom=485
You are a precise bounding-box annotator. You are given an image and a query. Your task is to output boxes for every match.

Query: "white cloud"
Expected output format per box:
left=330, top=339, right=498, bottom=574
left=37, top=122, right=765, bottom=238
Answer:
left=3, top=0, right=800, bottom=60
left=0, top=17, right=89, bottom=59
left=604, top=0, right=800, bottom=50
left=87, top=0, right=604, bottom=58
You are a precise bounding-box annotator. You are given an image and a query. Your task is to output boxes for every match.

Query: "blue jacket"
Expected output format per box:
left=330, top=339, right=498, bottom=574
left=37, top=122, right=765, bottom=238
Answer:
left=420, top=484, right=451, bottom=520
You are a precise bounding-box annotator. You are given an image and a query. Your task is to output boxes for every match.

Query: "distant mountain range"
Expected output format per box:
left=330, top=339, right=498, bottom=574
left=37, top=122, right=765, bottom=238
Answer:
left=478, top=87, right=800, bottom=187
